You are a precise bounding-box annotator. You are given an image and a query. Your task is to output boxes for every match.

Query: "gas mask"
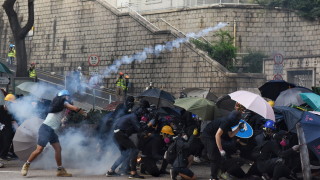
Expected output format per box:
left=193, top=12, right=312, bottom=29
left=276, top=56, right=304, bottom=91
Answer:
left=280, top=138, right=289, bottom=147
left=164, top=137, right=170, bottom=144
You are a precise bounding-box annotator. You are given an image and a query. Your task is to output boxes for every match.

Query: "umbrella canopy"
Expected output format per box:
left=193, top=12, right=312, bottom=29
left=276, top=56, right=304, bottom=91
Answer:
left=182, top=88, right=218, bottom=102
left=216, top=95, right=236, bottom=111
left=259, top=80, right=296, bottom=101
left=273, top=106, right=303, bottom=133
left=275, top=87, right=313, bottom=106
left=174, top=97, right=215, bottom=120
left=300, top=93, right=320, bottom=111
left=13, top=117, right=43, bottom=161
left=139, top=88, right=175, bottom=108
left=157, top=107, right=181, bottom=117
left=0, top=62, right=12, bottom=74
left=0, top=90, right=5, bottom=105
left=229, top=90, right=275, bottom=121
left=17, top=82, right=61, bottom=100
left=300, top=111, right=320, bottom=160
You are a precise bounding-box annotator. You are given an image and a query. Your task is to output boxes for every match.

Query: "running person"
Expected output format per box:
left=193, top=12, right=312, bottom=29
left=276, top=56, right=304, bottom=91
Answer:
left=21, top=90, right=87, bottom=177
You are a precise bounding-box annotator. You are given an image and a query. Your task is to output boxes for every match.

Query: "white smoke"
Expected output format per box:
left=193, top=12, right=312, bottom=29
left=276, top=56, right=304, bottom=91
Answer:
left=88, top=22, right=228, bottom=86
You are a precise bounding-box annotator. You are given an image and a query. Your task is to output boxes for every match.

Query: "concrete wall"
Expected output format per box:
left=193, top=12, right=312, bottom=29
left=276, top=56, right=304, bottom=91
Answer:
left=0, top=0, right=265, bottom=97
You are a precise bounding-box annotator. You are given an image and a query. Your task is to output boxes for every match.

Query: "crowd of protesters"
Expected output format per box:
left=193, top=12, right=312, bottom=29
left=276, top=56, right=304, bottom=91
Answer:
left=0, top=82, right=316, bottom=180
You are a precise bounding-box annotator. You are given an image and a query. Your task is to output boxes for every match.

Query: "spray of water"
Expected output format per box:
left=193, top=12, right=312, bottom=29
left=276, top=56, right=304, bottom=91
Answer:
left=88, top=22, right=228, bottom=86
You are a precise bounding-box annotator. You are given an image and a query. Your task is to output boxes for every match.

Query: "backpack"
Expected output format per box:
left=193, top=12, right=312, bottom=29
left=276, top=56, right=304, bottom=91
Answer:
left=165, top=140, right=178, bottom=164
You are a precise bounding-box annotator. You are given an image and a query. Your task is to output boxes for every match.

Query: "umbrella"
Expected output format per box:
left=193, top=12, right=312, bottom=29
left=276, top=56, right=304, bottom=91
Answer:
left=259, top=80, right=296, bottom=101
left=139, top=88, right=175, bottom=108
left=229, top=90, right=275, bottom=121
left=273, top=106, right=303, bottom=133
left=0, top=90, right=5, bottom=105
left=182, top=88, right=218, bottom=102
left=174, top=97, right=215, bottom=120
left=13, top=117, right=43, bottom=161
left=300, top=93, right=320, bottom=111
left=216, top=95, right=236, bottom=111
left=157, top=107, right=181, bottom=117
left=17, top=82, right=61, bottom=100
left=300, top=111, right=320, bottom=160
left=0, top=62, right=12, bottom=74
left=275, top=87, right=313, bottom=106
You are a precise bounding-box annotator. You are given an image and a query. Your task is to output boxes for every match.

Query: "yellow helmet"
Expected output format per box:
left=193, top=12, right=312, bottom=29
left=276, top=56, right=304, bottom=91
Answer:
left=161, top=125, right=174, bottom=135
left=268, top=100, right=275, bottom=107
left=4, top=94, right=16, bottom=102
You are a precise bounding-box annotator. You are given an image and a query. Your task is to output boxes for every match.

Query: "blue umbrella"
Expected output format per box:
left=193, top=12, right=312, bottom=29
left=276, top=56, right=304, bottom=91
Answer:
left=300, top=112, right=320, bottom=160
left=300, top=93, right=320, bottom=111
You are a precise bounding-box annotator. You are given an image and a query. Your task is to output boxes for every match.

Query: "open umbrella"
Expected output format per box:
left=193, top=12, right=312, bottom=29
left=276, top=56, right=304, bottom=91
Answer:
left=0, top=62, right=13, bottom=74
left=182, top=88, right=218, bottom=102
left=259, top=80, right=296, bottom=101
left=300, top=111, right=320, bottom=160
left=17, top=82, right=61, bottom=100
left=216, top=95, right=236, bottom=111
left=273, top=106, right=303, bottom=133
left=13, top=117, right=43, bottom=161
left=275, top=87, right=313, bottom=106
left=139, top=88, right=175, bottom=108
left=157, top=107, right=181, bottom=117
left=300, top=93, right=320, bottom=111
left=174, top=97, right=215, bottom=120
left=229, top=90, right=275, bottom=121
left=0, top=90, right=5, bottom=105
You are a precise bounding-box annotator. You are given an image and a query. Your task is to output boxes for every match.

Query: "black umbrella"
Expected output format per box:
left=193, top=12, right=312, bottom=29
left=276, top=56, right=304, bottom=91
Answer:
left=157, top=107, right=181, bottom=117
left=273, top=106, right=303, bottom=133
left=259, top=80, right=296, bottom=101
left=139, top=88, right=175, bottom=108
left=215, top=95, right=236, bottom=111
left=0, top=62, right=12, bottom=74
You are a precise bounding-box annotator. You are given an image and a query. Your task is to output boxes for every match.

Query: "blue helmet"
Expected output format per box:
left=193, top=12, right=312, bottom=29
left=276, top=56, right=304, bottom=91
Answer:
left=57, top=90, right=70, bottom=97
left=9, top=44, right=15, bottom=48
left=264, top=120, right=276, bottom=130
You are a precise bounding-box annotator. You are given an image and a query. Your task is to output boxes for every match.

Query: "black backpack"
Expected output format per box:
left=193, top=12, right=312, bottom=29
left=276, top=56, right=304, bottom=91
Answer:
left=165, top=140, right=178, bottom=164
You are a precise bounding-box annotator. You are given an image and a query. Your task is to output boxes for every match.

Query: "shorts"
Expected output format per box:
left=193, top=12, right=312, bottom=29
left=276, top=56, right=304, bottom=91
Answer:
left=173, top=167, right=194, bottom=178
left=37, top=124, right=59, bottom=147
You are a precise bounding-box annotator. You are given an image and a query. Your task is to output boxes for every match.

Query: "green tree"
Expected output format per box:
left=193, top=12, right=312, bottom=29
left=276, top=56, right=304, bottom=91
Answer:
left=242, top=51, right=267, bottom=73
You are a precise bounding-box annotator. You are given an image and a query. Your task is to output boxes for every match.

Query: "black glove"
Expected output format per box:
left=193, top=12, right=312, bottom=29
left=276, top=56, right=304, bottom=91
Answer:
left=239, top=122, right=245, bottom=129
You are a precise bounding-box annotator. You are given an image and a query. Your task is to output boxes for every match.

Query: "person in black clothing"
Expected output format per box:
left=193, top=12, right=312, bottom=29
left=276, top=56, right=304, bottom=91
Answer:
left=256, top=132, right=300, bottom=180
left=0, top=94, right=18, bottom=160
left=106, top=107, right=154, bottom=179
left=201, top=110, right=244, bottom=180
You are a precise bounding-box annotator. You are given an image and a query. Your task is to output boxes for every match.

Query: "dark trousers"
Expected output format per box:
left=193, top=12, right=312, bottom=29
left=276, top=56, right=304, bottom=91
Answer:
left=201, top=137, right=221, bottom=179
left=141, top=157, right=161, bottom=177
left=0, top=128, right=14, bottom=158
left=257, top=158, right=291, bottom=180
left=112, top=131, right=139, bottom=172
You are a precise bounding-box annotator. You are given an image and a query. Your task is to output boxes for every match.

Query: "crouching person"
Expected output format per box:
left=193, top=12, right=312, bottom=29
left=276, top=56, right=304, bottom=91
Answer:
left=21, top=90, right=87, bottom=177
left=170, top=129, right=198, bottom=180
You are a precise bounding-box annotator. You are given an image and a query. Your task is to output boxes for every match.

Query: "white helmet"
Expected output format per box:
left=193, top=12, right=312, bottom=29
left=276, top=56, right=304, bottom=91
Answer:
left=77, top=66, right=82, bottom=71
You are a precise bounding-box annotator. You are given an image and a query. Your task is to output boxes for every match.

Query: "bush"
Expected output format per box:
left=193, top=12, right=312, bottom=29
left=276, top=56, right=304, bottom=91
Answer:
left=242, top=51, right=267, bottom=73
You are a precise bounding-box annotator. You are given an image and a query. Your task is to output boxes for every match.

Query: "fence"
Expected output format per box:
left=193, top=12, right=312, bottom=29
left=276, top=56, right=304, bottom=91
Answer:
left=116, top=0, right=257, bottom=13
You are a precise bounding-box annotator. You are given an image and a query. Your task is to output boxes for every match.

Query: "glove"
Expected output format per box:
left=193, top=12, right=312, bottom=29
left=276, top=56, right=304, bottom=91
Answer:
left=238, top=122, right=245, bottom=129
left=219, top=150, right=226, bottom=157
left=292, top=145, right=300, bottom=151
left=193, top=128, right=199, bottom=136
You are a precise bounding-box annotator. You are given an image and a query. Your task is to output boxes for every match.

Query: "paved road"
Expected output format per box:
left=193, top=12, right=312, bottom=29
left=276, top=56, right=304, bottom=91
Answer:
left=0, top=159, right=212, bottom=180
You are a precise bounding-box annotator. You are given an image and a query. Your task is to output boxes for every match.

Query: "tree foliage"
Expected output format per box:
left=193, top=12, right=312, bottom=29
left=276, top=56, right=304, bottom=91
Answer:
left=256, top=0, right=320, bottom=20
left=191, top=30, right=237, bottom=72
left=242, top=51, right=267, bottom=73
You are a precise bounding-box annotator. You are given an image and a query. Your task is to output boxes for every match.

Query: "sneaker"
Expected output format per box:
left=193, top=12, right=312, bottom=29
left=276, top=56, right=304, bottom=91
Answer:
left=21, top=163, right=30, bottom=176
left=128, top=173, right=145, bottom=179
left=57, top=168, right=72, bottom=177
left=193, top=156, right=201, bottom=163
left=170, top=168, right=178, bottom=180
left=106, top=171, right=120, bottom=177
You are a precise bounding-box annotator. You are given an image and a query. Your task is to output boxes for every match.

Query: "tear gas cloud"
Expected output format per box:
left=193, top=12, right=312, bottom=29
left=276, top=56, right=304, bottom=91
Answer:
left=88, top=22, right=228, bottom=86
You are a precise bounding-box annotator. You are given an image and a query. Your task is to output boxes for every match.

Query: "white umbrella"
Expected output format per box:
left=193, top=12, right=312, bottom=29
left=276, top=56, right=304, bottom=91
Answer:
left=229, top=90, right=275, bottom=121
left=17, top=82, right=61, bottom=100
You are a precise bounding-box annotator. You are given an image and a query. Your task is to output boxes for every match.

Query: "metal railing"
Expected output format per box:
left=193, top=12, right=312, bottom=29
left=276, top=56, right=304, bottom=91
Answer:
left=116, top=0, right=257, bottom=13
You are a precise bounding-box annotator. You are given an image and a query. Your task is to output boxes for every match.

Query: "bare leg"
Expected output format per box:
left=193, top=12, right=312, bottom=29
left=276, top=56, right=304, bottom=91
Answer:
left=27, top=145, right=44, bottom=163
left=51, top=143, right=62, bottom=167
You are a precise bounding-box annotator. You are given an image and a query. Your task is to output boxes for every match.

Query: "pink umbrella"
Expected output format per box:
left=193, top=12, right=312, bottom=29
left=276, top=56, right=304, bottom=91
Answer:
left=229, top=90, right=275, bottom=121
